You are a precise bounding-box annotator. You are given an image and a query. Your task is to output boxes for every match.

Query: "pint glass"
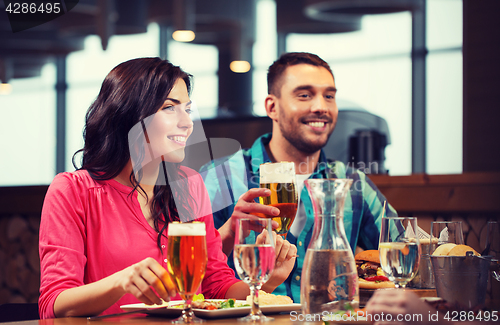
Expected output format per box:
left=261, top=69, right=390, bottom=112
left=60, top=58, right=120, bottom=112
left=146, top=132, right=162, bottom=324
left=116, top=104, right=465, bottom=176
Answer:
left=257, top=162, right=298, bottom=238
left=167, top=222, right=207, bottom=323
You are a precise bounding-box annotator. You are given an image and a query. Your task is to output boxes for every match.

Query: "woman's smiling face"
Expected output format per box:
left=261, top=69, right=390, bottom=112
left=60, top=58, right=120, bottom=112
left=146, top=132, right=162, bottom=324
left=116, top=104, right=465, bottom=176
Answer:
left=143, top=78, right=194, bottom=164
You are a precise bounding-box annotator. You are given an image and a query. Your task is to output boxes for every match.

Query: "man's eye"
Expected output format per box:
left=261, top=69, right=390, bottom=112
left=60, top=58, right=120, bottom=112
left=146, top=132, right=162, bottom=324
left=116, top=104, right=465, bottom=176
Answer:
left=326, top=94, right=335, bottom=99
left=298, top=93, right=310, bottom=98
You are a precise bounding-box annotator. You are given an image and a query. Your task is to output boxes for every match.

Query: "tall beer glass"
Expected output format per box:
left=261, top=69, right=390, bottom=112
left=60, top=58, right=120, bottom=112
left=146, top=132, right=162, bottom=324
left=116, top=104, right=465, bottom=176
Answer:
left=257, top=162, right=298, bottom=238
left=167, top=222, right=207, bottom=324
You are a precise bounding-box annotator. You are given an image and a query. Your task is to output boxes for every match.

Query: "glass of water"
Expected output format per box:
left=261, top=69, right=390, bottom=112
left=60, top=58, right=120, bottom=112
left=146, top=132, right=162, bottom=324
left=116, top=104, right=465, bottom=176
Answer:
left=379, top=216, right=421, bottom=288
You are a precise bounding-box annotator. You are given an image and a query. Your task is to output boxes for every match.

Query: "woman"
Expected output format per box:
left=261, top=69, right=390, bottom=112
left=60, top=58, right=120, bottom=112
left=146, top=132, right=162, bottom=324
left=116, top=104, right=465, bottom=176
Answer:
left=38, top=58, right=297, bottom=318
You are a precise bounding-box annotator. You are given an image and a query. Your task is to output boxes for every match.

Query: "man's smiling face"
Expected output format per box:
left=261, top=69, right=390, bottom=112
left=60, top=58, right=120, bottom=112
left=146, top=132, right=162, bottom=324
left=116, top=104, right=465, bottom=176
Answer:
left=271, top=64, right=338, bottom=154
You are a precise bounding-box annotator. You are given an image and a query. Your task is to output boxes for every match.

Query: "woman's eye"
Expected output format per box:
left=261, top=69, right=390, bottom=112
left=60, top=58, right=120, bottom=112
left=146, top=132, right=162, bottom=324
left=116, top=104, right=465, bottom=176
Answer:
left=163, top=105, right=175, bottom=111
left=185, top=108, right=193, bottom=114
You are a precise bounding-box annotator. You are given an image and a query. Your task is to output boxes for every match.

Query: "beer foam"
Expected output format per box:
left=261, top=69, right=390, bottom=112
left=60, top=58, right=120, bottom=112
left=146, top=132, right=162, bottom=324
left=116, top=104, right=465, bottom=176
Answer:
left=168, top=222, right=206, bottom=236
left=260, top=162, right=295, bottom=184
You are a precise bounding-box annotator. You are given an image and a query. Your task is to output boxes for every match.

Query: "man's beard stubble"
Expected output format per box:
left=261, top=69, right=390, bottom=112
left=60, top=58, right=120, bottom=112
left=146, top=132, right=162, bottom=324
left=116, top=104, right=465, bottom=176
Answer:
left=278, top=115, right=335, bottom=155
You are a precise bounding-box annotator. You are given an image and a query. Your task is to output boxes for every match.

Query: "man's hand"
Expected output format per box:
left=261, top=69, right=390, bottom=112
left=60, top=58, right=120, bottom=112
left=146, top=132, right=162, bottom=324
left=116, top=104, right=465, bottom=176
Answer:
left=262, top=233, right=297, bottom=293
left=219, top=188, right=280, bottom=256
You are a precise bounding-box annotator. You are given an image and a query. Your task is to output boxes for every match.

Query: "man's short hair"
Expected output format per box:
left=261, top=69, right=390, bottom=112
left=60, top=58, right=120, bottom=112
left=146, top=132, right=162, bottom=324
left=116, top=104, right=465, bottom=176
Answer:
left=267, top=52, right=334, bottom=97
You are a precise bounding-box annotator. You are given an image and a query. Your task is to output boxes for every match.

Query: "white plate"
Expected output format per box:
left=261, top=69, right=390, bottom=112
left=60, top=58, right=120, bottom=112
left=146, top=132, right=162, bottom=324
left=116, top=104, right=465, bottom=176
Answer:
left=421, top=297, right=443, bottom=303
left=120, top=300, right=301, bottom=319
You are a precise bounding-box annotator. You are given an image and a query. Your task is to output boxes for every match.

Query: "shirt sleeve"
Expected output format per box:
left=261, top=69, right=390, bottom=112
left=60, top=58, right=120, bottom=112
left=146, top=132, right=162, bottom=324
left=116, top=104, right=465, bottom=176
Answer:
left=38, top=173, right=88, bottom=319
left=189, top=172, right=241, bottom=298
left=357, top=171, right=399, bottom=250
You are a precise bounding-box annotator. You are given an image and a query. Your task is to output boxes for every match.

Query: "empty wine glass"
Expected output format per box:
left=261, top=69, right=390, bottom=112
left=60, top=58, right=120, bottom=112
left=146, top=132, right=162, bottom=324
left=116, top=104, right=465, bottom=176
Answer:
left=430, top=221, right=464, bottom=254
left=379, top=216, right=421, bottom=288
left=234, top=218, right=275, bottom=322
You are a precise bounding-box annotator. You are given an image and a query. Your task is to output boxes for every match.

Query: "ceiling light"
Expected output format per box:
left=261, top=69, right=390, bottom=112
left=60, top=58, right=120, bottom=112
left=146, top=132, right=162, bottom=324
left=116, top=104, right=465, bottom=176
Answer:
left=230, top=61, right=251, bottom=73
left=172, top=30, right=196, bottom=42
left=0, top=83, right=12, bottom=95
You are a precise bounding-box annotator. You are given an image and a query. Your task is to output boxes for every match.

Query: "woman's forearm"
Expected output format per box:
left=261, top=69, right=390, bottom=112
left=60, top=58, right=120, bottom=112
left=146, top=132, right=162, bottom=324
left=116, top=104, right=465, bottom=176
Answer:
left=224, top=281, right=250, bottom=300
left=53, top=271, right=125, bottom=317
left=219, top=220, right=235, bottom=256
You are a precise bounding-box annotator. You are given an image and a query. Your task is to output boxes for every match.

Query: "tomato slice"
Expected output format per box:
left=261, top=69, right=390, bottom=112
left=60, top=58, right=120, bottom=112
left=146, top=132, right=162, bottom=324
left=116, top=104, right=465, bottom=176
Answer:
left=364, top=275, right=389, bottom=282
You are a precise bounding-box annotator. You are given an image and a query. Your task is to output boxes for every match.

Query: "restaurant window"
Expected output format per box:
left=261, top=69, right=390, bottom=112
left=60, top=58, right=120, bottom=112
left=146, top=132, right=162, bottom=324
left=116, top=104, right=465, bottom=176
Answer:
left=253, top=0, right=278, bottom=116
left=286, top=12, right=413, bottom=176
left=167, top=42, right=219, bottom=119
left=426, top=0, right=463, bottom=175
left=66, top=23, right=160, bottom=172
left=0, top=64, right=56, bottom=186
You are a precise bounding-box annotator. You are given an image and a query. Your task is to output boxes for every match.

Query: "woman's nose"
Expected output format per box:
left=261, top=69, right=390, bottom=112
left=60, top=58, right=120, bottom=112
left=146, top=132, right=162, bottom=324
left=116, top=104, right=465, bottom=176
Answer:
left=178, top=110, right=194, bottom=129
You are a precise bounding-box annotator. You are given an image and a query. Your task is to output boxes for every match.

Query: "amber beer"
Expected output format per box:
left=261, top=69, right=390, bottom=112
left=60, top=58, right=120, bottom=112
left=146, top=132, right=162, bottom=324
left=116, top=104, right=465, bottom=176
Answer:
left=167, top=222, right=207, bottom=298
left=258, top=162, right=298, bottom=238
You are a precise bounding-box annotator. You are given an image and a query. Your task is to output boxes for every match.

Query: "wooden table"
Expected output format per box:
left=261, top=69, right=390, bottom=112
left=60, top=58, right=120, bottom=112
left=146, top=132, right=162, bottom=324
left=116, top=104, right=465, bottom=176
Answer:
left=2, top=313, right=324, bottom=325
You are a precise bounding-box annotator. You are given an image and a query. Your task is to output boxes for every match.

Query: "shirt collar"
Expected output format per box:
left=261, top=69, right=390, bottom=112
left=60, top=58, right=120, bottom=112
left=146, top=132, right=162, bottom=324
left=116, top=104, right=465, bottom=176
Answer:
left=250, top=132, right=332, bottom=177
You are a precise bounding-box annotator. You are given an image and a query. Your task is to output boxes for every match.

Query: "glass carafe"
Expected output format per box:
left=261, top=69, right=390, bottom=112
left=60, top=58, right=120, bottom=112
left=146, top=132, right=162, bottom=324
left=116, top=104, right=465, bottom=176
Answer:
left=301, top=178, right=359, bottom=315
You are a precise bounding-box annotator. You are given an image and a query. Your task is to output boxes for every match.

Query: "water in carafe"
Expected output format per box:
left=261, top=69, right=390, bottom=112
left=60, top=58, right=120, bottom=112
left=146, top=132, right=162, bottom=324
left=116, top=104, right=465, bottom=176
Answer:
left=301, top=179, right=359, bottom=315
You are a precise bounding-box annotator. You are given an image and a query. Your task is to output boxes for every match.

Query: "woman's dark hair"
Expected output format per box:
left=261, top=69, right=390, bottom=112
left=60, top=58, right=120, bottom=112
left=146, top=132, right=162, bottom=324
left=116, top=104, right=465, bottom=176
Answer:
left=267, top=52, right=334, bottom=96
left=73, top=57, right=194, bottom=249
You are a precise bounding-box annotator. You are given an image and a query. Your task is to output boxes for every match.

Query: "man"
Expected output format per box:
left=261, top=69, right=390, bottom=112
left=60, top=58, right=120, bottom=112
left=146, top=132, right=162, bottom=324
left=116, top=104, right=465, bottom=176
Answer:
left=200, top=52, right=396, bottom=302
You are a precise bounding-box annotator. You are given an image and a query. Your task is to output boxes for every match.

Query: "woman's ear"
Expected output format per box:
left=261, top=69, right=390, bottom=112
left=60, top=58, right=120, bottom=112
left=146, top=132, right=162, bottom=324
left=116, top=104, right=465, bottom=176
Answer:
left=264, top=94, right=278, bottom=121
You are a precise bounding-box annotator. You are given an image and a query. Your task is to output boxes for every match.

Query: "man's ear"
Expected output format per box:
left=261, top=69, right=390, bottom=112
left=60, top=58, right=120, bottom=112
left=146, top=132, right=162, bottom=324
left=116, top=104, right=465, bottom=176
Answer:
left=264, top=94, right=278, bottom=121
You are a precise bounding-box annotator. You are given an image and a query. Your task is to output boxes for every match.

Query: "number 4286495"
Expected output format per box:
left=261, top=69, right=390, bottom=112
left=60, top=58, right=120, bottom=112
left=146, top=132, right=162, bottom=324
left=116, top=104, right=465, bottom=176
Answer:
left=5, top=2, right=61, bottom=14
left=444, top=310, right=498, bottom=322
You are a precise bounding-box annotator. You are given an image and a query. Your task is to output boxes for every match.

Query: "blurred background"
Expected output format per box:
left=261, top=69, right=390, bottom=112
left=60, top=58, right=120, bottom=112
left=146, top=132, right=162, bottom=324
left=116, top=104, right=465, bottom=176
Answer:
left=0, top=0, right=499, bottom=308
left=0, top=0, right=473, bottom=185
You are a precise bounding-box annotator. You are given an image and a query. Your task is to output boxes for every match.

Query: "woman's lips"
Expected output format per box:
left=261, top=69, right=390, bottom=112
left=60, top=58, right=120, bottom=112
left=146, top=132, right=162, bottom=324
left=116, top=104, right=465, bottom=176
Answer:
left=167, top=135, right=187, bottom=146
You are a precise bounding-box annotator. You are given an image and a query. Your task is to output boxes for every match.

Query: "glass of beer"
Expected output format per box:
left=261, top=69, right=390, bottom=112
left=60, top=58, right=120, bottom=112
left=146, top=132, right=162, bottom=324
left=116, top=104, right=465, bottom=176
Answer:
left=258, top=162, right=298, bottom=238
left=167, top=222, right=207, bottom=324
left=379, top=216, right=421, bottom=288
left=234, top=218, right=276, bottom=322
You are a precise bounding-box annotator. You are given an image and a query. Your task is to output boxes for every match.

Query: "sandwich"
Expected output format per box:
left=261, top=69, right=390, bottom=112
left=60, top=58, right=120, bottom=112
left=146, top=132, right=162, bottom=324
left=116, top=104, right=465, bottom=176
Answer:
left=355, top=250, right=395, bottom=289
left=246, top=290, right=293, bottom=305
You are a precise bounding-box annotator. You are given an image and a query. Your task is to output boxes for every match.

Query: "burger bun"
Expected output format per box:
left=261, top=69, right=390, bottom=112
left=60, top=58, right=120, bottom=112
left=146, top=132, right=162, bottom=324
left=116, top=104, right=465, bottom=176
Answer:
left=355, top=250, right=380, bottom=264
left=432, top=243, right=480, bottom=256
left=432, top=243, right=456, bottom=256
left=447, top=244, right=480, bottom=256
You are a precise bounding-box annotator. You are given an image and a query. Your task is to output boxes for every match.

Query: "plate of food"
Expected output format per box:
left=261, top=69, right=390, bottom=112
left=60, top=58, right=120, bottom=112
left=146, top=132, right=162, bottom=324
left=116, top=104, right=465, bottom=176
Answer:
left=120, top=292, right=301, bottom=319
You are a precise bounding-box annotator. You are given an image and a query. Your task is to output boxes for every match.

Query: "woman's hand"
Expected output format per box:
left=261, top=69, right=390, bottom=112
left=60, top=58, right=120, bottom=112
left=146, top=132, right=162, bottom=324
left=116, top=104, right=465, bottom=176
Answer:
left=219, top=188, right=280, bottom=256
left=117, top=257, right=177, bottom=305
left=54, top=257, right=178, bottom=317
left=262, top=233, right=297, bottom=293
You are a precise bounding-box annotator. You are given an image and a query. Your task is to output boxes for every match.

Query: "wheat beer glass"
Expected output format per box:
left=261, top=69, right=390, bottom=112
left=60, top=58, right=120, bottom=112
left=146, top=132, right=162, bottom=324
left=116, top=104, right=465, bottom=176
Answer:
left=167, top=222, right=207, bottom=323
left=234, top=218, right=275, bottom=322
left=258, top=162, right=298, bottom=238
left=379, top=217, right=421, bottom=288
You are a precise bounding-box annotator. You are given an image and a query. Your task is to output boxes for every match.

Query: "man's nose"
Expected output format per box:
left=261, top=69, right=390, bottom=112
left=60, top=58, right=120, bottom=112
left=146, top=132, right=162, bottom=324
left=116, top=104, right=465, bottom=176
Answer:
left=310, top=96, right=328, bottom=114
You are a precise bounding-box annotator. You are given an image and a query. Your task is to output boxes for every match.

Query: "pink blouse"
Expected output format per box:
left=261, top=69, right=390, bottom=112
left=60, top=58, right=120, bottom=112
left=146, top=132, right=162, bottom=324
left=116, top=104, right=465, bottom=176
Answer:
left=38, top=168, right=239, bottom=319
